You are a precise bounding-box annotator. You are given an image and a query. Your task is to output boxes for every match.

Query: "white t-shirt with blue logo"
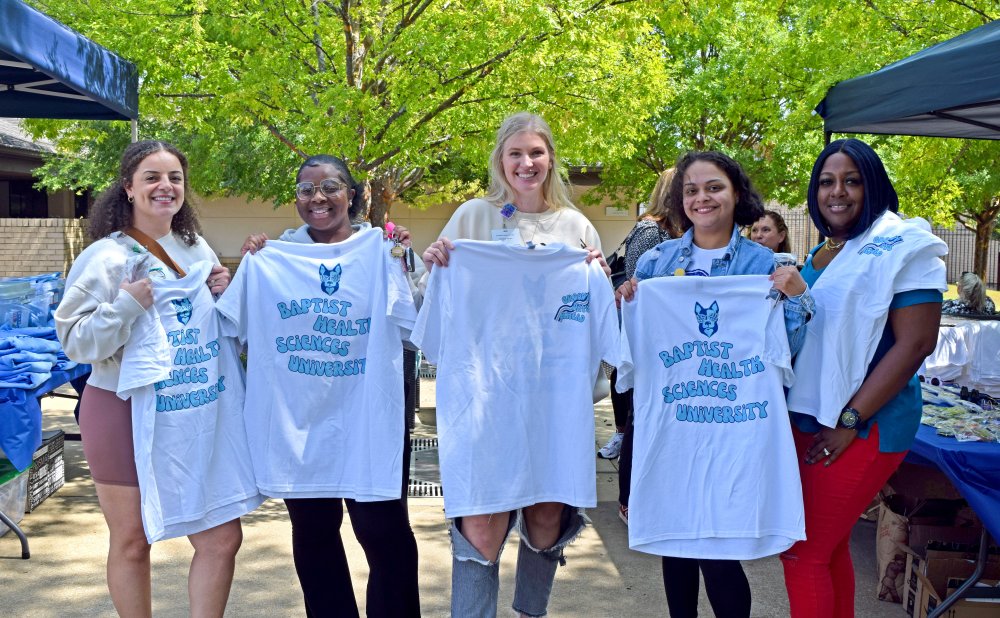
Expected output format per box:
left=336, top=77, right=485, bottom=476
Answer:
left=618, top=275, right=804, bottom=559
left=215, top=229, right=416, bottom=500
left=412, top=240, right=620, bottom=517
left=686, top=245, right=727, bottom=277
left=118, top=260, right=263, bottom=543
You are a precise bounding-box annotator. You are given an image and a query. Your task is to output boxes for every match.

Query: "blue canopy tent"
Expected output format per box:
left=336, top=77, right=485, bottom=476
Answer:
left=816, top=19, right=1000, bottom=140
left=0, top=0, right=138, bottom=122
left=817, top=23, right=1000, bottom=618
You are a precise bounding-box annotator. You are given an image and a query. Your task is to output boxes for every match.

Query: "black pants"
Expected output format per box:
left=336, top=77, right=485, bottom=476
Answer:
left=285, top=418, right=418, bottom=618
left=285, top=495, right=420, bottom=618
left=610, top=369, right=635, bottom=507
left=661, top=556, right=751, bottom=618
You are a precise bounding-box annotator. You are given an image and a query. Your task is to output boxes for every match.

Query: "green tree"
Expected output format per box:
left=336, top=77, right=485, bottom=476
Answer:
left=589, top=0, right=999, bottom=239
left=891, top=138, right=1000, bottom=280
left=27, top=0, right=669, bottom=224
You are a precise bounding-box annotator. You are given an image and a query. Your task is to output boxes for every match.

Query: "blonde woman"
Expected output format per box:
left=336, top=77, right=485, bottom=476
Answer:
left=421, top=112, right=610, bottom=617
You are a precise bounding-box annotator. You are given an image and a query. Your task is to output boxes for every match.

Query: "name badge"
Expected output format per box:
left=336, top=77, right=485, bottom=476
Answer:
left=491, top=228, right=524, bottom=245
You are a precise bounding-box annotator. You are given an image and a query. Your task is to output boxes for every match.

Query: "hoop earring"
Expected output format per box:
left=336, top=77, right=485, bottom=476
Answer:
left=127, top=194, right=134, bottom=203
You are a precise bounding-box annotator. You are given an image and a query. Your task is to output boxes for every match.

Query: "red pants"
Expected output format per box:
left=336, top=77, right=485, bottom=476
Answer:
left=781, top=424, right=906, bottom=618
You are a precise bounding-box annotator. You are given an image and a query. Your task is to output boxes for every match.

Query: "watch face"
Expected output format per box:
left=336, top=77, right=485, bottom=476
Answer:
left=840, top=409, right=859, bottom=427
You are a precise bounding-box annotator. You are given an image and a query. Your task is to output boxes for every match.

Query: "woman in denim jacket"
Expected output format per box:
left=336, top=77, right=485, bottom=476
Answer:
left=617, top=150, right=812, bottom=618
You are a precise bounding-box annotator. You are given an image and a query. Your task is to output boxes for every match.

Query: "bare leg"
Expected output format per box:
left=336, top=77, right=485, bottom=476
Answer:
left=458, top=511, right=513, bottom=562
left=94, top=483, right=152, bottom=618
left=520, top=502, right=564, bottom=550
left=187, top=518, right=243, bottom=618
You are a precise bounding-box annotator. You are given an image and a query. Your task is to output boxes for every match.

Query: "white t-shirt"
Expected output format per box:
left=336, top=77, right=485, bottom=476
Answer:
left=118, top=260, right=263, bottom=543
left=618, top=275, right=804, bottom=559
left=686, top=245, right=727, bottom=277
left=215, top=228, right=417, bottom=500
left=412, top=240, right=620, bottom=517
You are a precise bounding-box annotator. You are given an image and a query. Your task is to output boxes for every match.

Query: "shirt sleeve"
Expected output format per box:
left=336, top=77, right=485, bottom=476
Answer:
left=890, top=289, right=943, bottom=310
left=588, top=263, right=621, bottom=369
left=214, top=253, right=251, bottom=344
left=55, top=244, right=149, bottom=365
left=410, top=266, right=445, bottom=365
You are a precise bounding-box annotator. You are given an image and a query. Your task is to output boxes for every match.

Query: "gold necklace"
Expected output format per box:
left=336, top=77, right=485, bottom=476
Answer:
left=824, top=238, right=846, bottom=252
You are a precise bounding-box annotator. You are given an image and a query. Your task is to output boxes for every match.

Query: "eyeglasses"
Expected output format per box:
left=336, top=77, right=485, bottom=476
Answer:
left=295, top=179, right=348, bottom=200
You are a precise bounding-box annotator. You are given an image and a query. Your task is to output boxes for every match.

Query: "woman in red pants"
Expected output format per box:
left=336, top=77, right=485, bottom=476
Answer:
left=781, top=138, right=946, bottom=617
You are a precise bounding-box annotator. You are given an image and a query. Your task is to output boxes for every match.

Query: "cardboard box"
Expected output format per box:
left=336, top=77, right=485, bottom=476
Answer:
left=25, top=429, right=64, bottom=513
left=903, top=544, right=1000, bottom=617
left=910, top=526, right=985, bottom=556
left=916, top=574, right=1000, bottom=618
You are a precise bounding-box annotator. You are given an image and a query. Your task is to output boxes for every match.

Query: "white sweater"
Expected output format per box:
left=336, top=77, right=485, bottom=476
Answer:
left=55, top=232, right=219, bottom=391
left=418, top=198, right=602, bottom=292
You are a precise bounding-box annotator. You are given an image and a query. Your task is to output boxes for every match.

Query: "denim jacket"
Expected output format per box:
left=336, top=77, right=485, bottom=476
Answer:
left=633, top=225, right=814, bottom=355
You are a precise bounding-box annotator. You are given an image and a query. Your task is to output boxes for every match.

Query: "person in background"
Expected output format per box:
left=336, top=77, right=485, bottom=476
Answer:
left=602, top=167, right=676, bottom=529
left=781, top=138, right=946, bottom=618
left=942, top=272, right=996, bottom=316
left=750, top=209, right=793, bottom=254
left=55, top=140, right=239, bottom=618
left=239, top=155, right=420, bottom=618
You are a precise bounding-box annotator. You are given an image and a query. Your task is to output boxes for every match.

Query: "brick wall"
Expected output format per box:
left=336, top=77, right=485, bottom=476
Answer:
left=0, top=218, right=89, bottom=278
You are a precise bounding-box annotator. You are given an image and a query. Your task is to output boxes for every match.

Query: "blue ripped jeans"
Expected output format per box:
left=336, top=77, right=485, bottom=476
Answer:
left=450, top=505, right=588, bottom=617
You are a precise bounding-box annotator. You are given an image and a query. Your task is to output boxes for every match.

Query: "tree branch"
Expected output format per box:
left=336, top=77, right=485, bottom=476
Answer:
left=342, top=0, right=357, bottom=87
left=252, top=113, right=309, bottom=159
left=943, top=0, right=995, bottom=22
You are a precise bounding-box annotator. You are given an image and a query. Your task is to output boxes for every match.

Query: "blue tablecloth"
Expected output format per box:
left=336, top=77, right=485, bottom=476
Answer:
left=907, top=424, right=1000, bottom=542
left=0, top=364, right=90, bottom=471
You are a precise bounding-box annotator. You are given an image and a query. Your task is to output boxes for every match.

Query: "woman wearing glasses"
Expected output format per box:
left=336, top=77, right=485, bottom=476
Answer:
left=240, top=155, right=420, bottom=617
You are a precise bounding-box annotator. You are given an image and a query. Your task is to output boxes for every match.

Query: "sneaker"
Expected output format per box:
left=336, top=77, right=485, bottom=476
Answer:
left=597, top=432, right=624, bottom=459
left=618, top=504, right=629, bottom=526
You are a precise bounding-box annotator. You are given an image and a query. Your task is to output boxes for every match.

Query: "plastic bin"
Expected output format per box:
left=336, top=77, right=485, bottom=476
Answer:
left=0, top=460, right=28, bottom=538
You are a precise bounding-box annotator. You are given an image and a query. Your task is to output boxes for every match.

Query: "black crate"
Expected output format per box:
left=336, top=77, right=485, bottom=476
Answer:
left=25, top=429, right=65, bottom=513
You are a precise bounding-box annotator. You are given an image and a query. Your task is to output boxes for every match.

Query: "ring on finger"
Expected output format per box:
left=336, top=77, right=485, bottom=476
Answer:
left=822, top=448, right=832, bottom=457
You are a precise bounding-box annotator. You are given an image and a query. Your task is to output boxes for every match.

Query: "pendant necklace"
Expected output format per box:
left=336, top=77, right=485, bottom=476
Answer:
left=824, top=238, right=846, bottom=252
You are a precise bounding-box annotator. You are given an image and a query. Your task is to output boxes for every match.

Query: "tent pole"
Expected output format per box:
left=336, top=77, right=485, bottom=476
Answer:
left=131, top=119, right=138, bottom=143
left=824, top=131, right=832, bottom=146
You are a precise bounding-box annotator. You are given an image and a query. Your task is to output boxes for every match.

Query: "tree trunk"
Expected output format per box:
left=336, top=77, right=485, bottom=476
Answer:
left=973, top=216, right=995, bottom=283
left=366, top=178, right=394, bottom=228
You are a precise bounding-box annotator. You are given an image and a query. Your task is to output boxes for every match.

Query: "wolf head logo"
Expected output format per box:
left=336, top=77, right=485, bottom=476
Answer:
left=694, top=301, right=720, bottom=337
left=171, top=297, right=193, bottom=325
left=319, top=264, right=342, bottom=295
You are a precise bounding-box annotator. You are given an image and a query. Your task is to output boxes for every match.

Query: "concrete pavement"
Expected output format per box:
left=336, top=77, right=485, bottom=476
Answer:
left=0, top=383, right=906, bottom=617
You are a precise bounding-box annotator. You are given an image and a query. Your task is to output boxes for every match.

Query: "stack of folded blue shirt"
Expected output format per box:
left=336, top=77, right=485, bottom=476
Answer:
left=0, top=325, right=77, bottom=390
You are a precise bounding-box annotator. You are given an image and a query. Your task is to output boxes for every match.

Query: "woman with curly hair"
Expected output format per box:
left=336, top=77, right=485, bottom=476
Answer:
left=618, top=150, right=813, bottom=618
left=56, top=140, right=239, bottom=617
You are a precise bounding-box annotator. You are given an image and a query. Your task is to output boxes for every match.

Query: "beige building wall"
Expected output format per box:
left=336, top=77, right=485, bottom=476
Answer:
left=0, top=218, right=88, bottom=278
left=1, top=187, right=642, bottom=279
left=197, top=185, right=640, bottom=262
